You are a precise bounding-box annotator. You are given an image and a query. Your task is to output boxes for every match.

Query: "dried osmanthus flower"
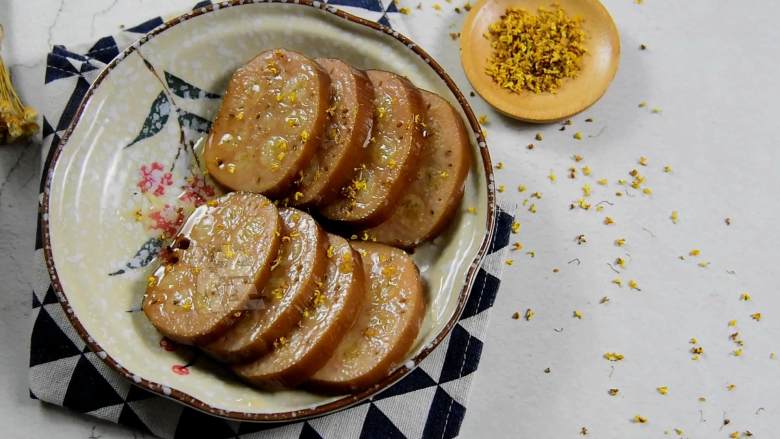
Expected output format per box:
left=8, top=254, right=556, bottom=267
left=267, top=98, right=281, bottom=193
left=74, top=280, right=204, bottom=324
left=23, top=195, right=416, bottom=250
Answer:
left=485, top=5, right=587, bottom=94
left=0, top=25, right=39, bottom=144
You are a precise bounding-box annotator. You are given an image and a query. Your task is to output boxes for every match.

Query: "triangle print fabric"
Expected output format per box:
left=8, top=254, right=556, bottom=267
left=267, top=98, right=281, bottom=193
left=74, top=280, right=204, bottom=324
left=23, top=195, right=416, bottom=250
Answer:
left=29, top=2, right=512, bottom=438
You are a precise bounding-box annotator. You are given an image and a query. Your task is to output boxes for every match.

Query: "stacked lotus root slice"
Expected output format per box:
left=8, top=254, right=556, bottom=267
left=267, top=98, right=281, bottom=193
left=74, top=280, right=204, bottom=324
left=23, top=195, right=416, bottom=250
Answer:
left=144, top=48, right=472, bottom=392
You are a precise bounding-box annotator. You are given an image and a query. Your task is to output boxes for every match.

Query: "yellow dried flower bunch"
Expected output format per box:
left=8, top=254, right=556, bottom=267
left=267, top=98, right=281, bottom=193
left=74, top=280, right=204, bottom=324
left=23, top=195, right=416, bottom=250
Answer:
left=0, top=26, right=38, bottom=144
left=485, top=5, right=587, bottom=94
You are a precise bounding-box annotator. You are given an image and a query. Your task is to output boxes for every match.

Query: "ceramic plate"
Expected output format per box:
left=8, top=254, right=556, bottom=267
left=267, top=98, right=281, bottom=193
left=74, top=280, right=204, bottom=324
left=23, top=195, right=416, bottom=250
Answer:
left=43, top=0, right=495, bottom=422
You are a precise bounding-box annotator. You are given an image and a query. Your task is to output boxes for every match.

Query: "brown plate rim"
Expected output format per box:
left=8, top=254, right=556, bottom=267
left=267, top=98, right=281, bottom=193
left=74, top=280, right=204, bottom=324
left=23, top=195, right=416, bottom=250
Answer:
left=41, top=0, right=497, bottom=423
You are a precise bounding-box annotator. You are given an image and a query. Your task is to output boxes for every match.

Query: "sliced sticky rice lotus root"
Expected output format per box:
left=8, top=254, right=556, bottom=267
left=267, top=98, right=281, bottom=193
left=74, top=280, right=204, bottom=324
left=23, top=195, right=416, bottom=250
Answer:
left=306, top=241, right=426, bottom=394
left=291, top=58, right=374, bottom=207
left=204, top=49, right=331, bottom=196
left=319, top=70, right=424, bottom=227
left=365, top=90, right=471, bottom=248
left=233, top=233, right=366, bottom=389
left=143, top=192, right=281, bottom=345
left=203, top=208, right=328, bottom=363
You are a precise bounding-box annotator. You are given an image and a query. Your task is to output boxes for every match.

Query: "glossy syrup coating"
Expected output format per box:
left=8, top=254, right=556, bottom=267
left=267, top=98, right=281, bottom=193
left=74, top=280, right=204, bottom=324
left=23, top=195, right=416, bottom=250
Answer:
left=291, top=59, right=374, bottom=207
left=306, top=241, right=425, bottom=394
left=143, top=192, right=281, bottom=345
left=319, top=70, right=425, bottom=227
left=233, top=233, right=366, bottom=389
left=204, top=49, right=331, bottom=196
left=203, top=208, right=328, bottom=362
left=365, top=90, right=472, bottom=248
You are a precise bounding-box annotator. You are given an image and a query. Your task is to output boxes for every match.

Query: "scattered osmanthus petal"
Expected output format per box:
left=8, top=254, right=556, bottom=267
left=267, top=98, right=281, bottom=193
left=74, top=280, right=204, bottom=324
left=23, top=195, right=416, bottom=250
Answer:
left=689, top=249, right=701, bottom=256
left=505, top=259, right=514, bottom=266
left=466, top=207, right=477, bottom=214
left=612, top=278, right=623, bottom=287
left=525, top=308, right=535, bottom=321
left=548, top=170, right=557, bottom=182
left=573, top=310, right=583, bottom=319
left=608, top=388, right=619, bottom=396
left=579, top=426, right=588, bottom=436
left=698, top=396, right=706, bottom=402
left=432, top=3, right=442, bottom=10
left=638, top=101, right=647, bottom=108
left=517, top=184, right=527, bottom=192
left=690, top=345, right=704, bottom=358
left=478, top=114, right=489, bottom=124
left=582, top=184, right=592, bottom=197
left=511, top=242, right=523, bottom=251
left=531, top=191, right=542, bottom=199
left=651, top=107, right=662, bottom=114
left=632, top=415, right=648, bottom=424
left=552, top=268, right=559, bottom=273
left=399, top=6, right=411, bottom=14
left=751, top=312, right=762, bottom=321
left=663, top=165, right=673, bottom=173
left=614, top=238, right=626, bottom=247
left=725, top=217, right=732, bottom=225
left=529, top=203, right=537, bottom=213
left=603, top=352, right=624, bottom=361
left=600, top=296, right=610, bottom=304
left=673, top=428, right=684, bottom=436
left=511, top=311, right=520, bottom=319
left=526, top=250, right=536, bottom=257
left=582, top=165, right=592, bottom=176
left=497, top=184, right=505, bottom=193
left=597, top=178, right=608, bottom=185
left=739, top=292, right=751, bottom=301
left=770, top=352, right=776, bottom=359
left=733, top=348, right=743, bottom=357
left=573, top=132, right=583, bottom=140
left=544, top=367, right=551, bottom=374
left=616, top=257, right=626, bottom=268
left=535, top=132, right=543, bottom=141
left=573, top=154, right=584, bottom=162
left=642, top=187, right=653, bottom=195
left=689, top=337, right=698, bottom=344
left=657, top=386, right=669, bottom=395
left=495, top=161, right=504, bottom=169
left=670, top=210, right=679, bottom=224
left=604, top=216, right=615, bottom=225
left=728, top=319, right=737, bottom=327
left=511, top=221, right=521, bottom=234
left=698, top=261, right=710, bottom=268
left=726, top=383, right=736, bottom=391
left=577, top=198, right=591, bottom=210
left=638, top=156, right=648, bottom=166
left=628, top=279, right=640, bottom=290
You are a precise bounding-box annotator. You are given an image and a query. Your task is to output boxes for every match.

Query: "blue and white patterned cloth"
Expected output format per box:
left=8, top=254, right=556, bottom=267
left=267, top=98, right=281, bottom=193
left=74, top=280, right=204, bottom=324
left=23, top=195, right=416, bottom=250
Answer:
left=29, top=1, right=512, bottom=437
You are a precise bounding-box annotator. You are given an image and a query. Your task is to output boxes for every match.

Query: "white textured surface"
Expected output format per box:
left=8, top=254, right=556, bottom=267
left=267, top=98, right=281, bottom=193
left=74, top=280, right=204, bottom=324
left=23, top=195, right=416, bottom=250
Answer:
left=1, top=0, right=779, bottom=438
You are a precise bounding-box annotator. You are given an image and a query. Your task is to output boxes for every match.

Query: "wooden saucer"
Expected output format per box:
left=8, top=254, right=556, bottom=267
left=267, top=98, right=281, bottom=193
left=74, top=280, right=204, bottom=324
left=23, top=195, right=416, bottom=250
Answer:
left=460, top=0, right=620, bottom=123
